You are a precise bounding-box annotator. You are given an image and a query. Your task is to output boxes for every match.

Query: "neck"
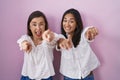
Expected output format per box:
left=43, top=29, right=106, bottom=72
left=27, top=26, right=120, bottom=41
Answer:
left=32, top=37, right=42, bottom=46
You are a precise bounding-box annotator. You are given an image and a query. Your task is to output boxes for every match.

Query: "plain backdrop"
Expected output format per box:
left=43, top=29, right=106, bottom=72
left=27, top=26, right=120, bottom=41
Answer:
left=0, top=0, right=120, bottom=80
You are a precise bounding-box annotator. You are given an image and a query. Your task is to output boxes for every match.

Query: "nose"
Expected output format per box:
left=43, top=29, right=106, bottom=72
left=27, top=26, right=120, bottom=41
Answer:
left=36, top=25, right=41, bottom=30
left=65, top=22, right=69, bottom=27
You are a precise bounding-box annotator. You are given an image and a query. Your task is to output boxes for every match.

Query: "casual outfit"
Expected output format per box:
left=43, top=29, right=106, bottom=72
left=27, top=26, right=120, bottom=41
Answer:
left=17, top=33, right=60, bottom=80
left=56, top=27, right=100, bottom=80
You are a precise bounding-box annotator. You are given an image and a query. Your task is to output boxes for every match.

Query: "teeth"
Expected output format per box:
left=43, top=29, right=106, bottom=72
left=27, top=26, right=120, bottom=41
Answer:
left=65, top=28, right=70, bottom=30
left=65, top=27, right=71, bottom=29
left=35, top=31, right=41, bottom=36
left=36, top=31, right=40, bottom=35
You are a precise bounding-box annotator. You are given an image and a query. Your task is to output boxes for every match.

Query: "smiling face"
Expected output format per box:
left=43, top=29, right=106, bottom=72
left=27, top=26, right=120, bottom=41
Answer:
left=61, top=8, right=84, bottom=47
left=62, top=13, right=77, bottom=36
left=30, top=17, right=45, bottom=40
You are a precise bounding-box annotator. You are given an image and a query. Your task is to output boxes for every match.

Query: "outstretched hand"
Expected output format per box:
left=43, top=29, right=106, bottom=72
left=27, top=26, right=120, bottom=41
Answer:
left=42, top=29, right=55, bottom=42
left=21, top=40, right=32, bottom=53
left=85, top=27, right=99, bottom=40
left=58, top=35, right=73, bottom=50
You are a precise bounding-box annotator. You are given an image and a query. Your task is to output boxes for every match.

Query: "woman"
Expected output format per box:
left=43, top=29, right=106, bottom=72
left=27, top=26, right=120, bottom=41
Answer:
left=17, top=11, right=59, bottom=80
left=57, top=8, right=100, bottom=80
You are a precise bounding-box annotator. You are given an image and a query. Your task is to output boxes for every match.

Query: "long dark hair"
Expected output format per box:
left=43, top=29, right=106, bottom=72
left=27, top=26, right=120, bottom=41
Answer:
left=27, top=11, right=48, bottom=36
left=61, top=8, right=83, bottom=47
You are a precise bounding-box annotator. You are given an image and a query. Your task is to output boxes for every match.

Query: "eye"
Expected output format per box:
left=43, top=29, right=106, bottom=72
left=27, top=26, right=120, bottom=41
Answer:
left=70, top=21, right=73, bottom=23
left=33, top=23, right=37, bottom=26
left=39, top=23, right=44, bottom=26
left=70, top=20, right=75, bottom=23
left=63, top=19, right=67, bottom=22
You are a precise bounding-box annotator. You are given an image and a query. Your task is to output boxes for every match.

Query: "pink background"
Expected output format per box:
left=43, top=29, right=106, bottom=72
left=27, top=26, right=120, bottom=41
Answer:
left=0, top=0, right=120, bottom=80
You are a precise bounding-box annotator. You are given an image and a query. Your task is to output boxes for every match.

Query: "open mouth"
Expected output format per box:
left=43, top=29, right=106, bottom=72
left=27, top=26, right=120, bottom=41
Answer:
left=35, top=31, right=42, bottom=37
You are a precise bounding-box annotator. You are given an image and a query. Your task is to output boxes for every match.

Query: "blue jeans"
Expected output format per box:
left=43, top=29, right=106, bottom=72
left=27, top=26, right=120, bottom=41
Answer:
left=64, top=73, right=94, bottom=80
left=21, top=76, right=53, bottom=80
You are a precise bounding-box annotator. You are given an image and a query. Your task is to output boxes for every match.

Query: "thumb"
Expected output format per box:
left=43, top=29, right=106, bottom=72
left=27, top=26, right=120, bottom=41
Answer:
left=67, top=35, right=73, bottom=48
left=46, top=29, right=51, bottom=34
left=85, top=29, right=91, bottom=40
left=67, top=35, right=72, bottom=41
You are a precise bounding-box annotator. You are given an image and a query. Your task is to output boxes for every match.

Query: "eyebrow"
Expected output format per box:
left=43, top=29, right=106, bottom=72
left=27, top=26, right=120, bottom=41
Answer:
left=64, top=17, right=75, bottom=19
left=64, top=17, right=75, bottom=20
left=31, top=21, right=36, bottom=23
